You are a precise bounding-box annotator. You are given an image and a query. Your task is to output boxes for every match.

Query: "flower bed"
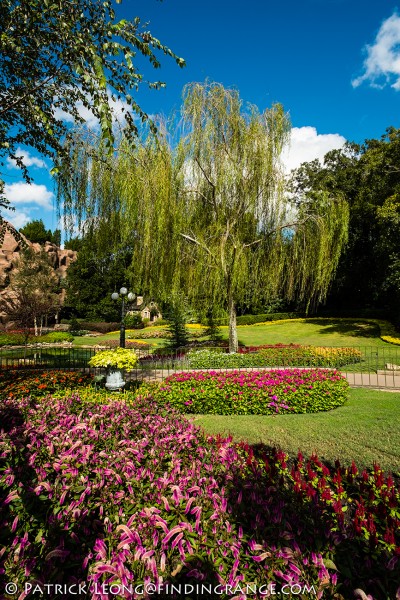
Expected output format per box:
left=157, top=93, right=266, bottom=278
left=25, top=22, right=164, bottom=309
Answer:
left=151, top=369, right=348, bottom=415
left=0, top=393, right=399, bottom=599
left=0, top=369, right=92, bottom=400
left=187, top=346, right=362, bottom=369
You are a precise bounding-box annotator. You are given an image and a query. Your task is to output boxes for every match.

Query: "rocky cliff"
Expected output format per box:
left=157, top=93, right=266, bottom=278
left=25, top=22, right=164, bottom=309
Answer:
left=0, top=220, right=77, bottom=314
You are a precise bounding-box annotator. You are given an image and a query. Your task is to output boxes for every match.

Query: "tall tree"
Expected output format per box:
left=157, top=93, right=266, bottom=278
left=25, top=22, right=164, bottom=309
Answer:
left=290, top=127, right=400, bottom=319
left=0, top=0, right=185, bottom=208
left=57, top=82, right=349, bottom=352
left=173, top=83, right=349, bottom=350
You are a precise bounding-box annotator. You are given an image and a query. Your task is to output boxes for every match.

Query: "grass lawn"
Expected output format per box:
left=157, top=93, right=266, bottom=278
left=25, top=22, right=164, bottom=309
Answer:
left=72, top=319, right=392, bottom=350
left=231, top=318, right=386, bottom=347
left=193, top=387, right=400, bottom=473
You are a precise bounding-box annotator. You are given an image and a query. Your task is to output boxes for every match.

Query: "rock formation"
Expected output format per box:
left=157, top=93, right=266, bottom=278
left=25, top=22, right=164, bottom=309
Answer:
left=0, top=220, right=77, bottom=321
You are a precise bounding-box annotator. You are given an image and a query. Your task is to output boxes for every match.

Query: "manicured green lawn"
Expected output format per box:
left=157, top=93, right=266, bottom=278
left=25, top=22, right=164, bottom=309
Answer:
left=72, top=319, right=388, bottom=348
left=194, top=388, right=400, bottom=473
left=72, top=318, right=392, bottom=349
left=231, top=318, right=385, bottom=347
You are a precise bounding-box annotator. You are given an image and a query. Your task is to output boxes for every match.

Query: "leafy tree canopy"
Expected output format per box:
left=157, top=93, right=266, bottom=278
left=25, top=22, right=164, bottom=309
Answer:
left=0, top=0, right=185, bottom=207
left=57, top=81, right=349, bottom=351
left=289, top=127, right=400, bottom=319
left=19, top=219, right=60, bottom=245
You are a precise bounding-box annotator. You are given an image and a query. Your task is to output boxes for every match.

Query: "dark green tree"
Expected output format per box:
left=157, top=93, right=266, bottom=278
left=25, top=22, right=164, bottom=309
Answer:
left=19, top=219, right=60, bottom=245
left=162, top=297, right=190, bottom=350
left=64, top=237, right=132, bottom=322
left=289, top=127, right=400, bottom=318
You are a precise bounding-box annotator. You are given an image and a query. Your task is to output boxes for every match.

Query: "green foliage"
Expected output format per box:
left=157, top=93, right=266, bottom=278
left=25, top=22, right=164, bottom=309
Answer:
left=19, top=219, right=60, bottom=245
left=163, top=298, right=191, bottom=349
left=234, top=312, right=301, bottom=325
left=79, top=321, right=120, bottom=333
left=153, top=369, right=349, bottom=415
left=64, top=236, right=84, bottom=251
left=68, top=317, right=81, bottom=333
left=63, top=238, right=132, bottom=321
left=290, top=128, right=400, bottom=319
left=0, top=0, right=185, bottom=199
left=88, top=347, right=138, bottom=370
left=0, top=331, right=27, bottom=346
left=37, top=331, right=74, bottom=343
left=125, top=313, right=144, bottom=329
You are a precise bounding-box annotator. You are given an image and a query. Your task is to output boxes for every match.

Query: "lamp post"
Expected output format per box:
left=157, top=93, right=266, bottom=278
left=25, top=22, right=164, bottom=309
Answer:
left=111, top=287, right=135, bottom=348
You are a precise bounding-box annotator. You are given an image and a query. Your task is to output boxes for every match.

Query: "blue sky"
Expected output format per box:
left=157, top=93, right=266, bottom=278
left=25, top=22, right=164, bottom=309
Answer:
left=4, top=0, right=400, bottom=237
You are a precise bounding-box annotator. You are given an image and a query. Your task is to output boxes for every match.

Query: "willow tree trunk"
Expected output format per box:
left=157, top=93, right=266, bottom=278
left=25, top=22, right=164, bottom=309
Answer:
left=228, top=295, right=238, bottom=353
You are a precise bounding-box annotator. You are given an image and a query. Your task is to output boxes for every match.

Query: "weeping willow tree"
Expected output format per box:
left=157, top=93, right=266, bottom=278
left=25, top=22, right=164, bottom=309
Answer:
left=57, top=81, right=349, bottom=352
left=172, top=82, right=349, bottom=351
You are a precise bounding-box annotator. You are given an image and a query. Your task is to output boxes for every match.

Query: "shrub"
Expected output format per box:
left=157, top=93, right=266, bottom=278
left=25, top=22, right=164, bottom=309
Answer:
left=153, top=368, right=349, bottom=415
left=127, top=328, right=171, bottom=339
left=236, top=312, right=301, bottom=325
left=80, top=321, right=120, bottom=333
left=0, top=332, right=27, bottom=346
left=125, top=313, right=145, bottom=329
left=0, top=393, right=398, bottom=599
left=36, top=331, right=74, bottom=343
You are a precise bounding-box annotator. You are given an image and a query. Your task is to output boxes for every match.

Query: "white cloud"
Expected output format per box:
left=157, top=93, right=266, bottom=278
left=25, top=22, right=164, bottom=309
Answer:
left=4, top=182, right=54, bottom=211
left=6, top=148, right=46, bottom=170
left=352, top=12, right=400, bottom=90
left=6, top=211, right=31, bottom=229
left=281, top=127, right=346, bottom=173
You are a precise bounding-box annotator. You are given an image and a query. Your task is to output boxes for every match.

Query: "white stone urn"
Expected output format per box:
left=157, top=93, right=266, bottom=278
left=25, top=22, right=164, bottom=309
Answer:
left=105, top=369, right=126, bottom=392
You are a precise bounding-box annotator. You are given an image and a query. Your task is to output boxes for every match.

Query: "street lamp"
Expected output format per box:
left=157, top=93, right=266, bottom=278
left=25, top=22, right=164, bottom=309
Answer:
left=111, top=287, right=135, bottom=348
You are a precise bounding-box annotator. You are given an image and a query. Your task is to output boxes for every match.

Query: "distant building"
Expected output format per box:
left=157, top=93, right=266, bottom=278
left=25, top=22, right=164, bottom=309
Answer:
left=129, top=296, right=162, bottom=322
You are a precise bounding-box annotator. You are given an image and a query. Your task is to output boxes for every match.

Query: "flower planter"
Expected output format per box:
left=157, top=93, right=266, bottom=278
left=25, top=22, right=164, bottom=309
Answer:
left=105, top=369, right=125, bottom=392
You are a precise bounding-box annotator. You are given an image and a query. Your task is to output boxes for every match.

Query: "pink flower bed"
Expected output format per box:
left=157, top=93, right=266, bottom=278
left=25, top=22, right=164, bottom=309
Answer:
left=0, top=393, right=398, bottom=599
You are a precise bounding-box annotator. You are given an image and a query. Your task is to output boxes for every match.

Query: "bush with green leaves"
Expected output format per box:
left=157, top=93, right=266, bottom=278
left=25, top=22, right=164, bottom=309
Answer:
left=36, top=331, right=74, bottom=343
left=0, top=331, right=27, bottom=346
left=124, top=313, right=145, bottom=329
left=80, top=321, right=120, bottom=334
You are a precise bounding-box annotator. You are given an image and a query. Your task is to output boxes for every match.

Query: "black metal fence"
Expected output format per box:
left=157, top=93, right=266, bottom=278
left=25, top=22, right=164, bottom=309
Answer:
left=1, top=344, right=400, bottom=389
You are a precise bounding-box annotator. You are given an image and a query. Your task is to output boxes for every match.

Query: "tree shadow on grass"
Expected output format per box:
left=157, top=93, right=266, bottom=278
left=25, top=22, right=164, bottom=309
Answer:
left=304, top=318, right=380, bottom=339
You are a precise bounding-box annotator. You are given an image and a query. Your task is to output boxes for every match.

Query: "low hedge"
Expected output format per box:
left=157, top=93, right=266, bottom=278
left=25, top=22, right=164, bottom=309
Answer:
left=0, top=331, right=74, bottom=346
left=187, top=345, right=362, bottom=369
left=152, top=368, right=349, bottom=415
left=80, top=321, right=120, bottom=333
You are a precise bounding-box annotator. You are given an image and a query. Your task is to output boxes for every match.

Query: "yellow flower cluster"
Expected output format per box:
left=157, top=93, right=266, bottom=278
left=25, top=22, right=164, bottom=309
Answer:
left=88, top=347, right=138, bottom=371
